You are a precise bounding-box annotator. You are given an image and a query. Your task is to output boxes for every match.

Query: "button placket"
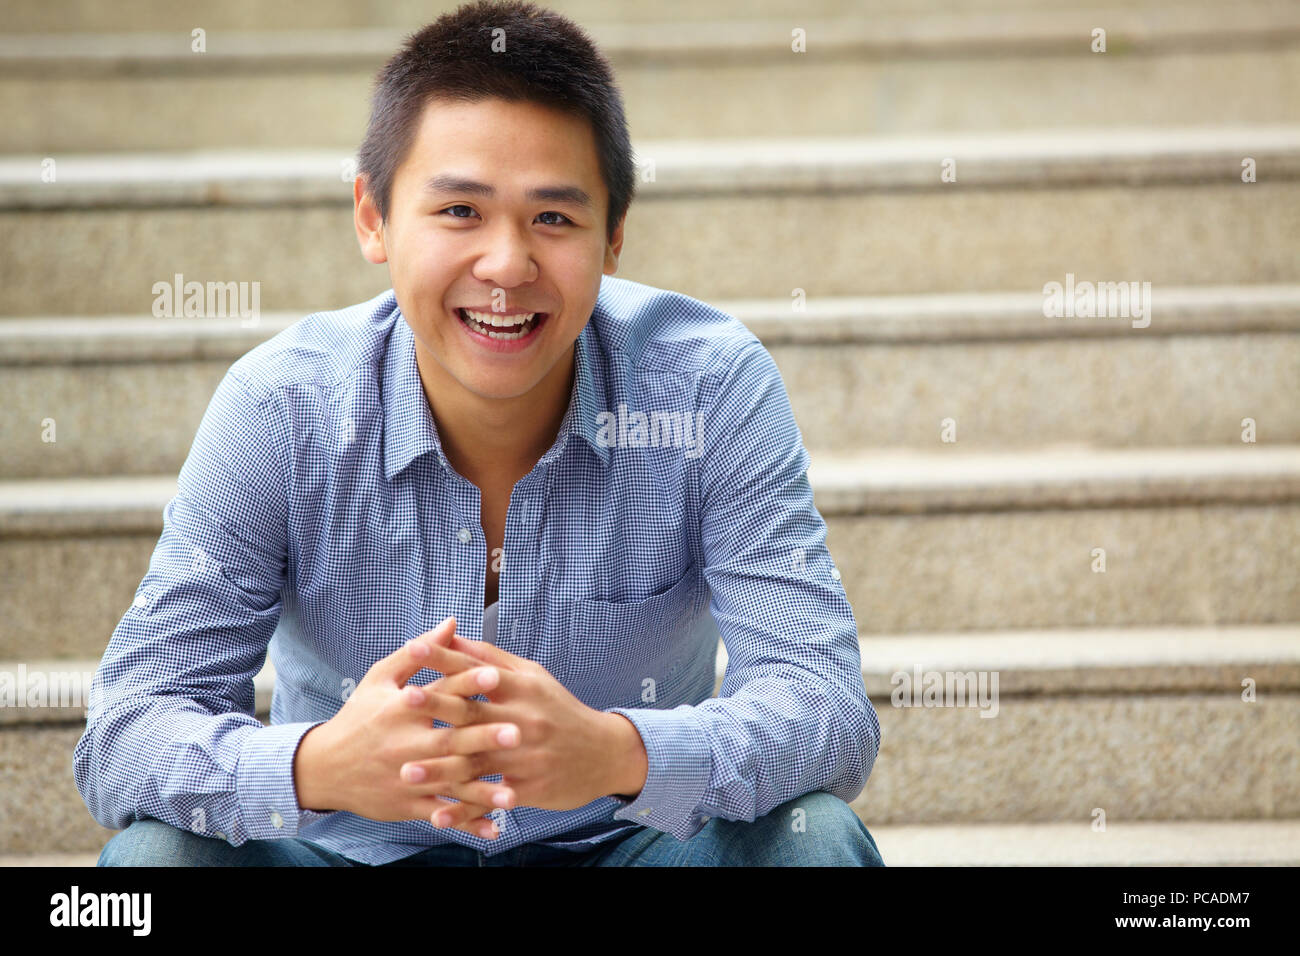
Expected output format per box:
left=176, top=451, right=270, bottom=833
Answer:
left=452, top=482, right=483, bottom=635
left=503, top=480, right=543, bottom=643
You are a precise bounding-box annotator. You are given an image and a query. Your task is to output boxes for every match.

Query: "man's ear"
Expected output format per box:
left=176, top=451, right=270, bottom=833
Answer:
left=355, top=176, right=388, bottom=265
left=602, top=212, right=626, bottom=276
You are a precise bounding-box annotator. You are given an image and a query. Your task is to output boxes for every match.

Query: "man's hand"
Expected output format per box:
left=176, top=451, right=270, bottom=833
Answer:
left=293, top=616, right=525, bottom=840
left=400, top=633, right=650, bottom=831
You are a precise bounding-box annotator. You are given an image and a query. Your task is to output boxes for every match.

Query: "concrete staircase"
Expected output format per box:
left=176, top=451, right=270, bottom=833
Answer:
left=1, top=0, right=1297, bottom=865
left=5, top=1, right=1299, bottom=149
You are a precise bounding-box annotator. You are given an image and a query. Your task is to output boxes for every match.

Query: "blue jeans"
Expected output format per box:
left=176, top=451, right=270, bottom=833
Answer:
left=98, top=791, right=885, bottom=866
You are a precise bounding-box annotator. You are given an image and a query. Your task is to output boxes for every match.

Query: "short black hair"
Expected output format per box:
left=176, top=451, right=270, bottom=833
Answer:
left=357, top=0, right=636, bottom=243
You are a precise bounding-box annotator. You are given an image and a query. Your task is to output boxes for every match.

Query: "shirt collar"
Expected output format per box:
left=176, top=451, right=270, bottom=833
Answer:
left=382, top=304, right=611, bottom=481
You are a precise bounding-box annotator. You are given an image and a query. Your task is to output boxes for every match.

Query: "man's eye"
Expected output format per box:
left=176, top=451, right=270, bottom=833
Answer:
left=438, top=207, right=571, bottom=226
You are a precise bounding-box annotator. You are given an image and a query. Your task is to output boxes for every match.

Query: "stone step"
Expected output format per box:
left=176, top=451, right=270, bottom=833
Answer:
left=0, top=659, right=277, bottom=854
left=3, top=285, right=1296, bottom=479
left=1, top=0, right=1234, bottom=34
left=869, top=819, right=1300, bottom=866
left=5, top=4, right=1298, bottom=150
left=808, top=445, right=1300, bottom=632
left=2, top=446, right=1297, bottom=660
left=752, top=285, right=1300, bottom=452
left=0, top=853, right=99, bottom=865
left=803, top=625, right=1300, bottom=826
left=4, top=624, right=1295, bottom=853
left=3, top=128, right=1298, bottom=315
left=0, top=314, right=295, bottom=480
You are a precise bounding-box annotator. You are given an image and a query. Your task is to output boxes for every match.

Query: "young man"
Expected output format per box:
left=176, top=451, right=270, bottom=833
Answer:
left=78, top=0, right=884, bottom=867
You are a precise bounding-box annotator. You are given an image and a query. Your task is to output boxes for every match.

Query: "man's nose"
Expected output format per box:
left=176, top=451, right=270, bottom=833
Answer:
left=471, top=222, right=539, bottom=288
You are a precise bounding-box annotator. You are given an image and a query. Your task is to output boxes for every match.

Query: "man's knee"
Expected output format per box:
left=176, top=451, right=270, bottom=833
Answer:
left=722, top=790, right=885, bottom=866
left=96, top=818, right=346, bottom=867
left=98, top=818, right=222, bottom=867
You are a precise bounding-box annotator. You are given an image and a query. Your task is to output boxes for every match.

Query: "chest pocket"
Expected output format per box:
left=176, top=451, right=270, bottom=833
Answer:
left=563, top=561, right=703, bottom=707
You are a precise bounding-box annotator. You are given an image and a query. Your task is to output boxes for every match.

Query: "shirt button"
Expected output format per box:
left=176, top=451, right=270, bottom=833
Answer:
left=270, top=811, right=284, bottom=829
left=637, top=808, right=652, bottom=817
left=132, top=594, right=148, bottom=608
left=457, top=528, right=472, bottom=544
left=830, top=567, right=842, bottom=582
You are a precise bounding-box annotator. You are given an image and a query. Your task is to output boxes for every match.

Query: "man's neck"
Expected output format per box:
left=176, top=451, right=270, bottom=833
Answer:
left=415, top=343, right=576, bottom=488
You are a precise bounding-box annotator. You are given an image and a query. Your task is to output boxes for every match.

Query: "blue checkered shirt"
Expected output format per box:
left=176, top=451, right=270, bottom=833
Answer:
left=74, top=276, right=880, bottom=863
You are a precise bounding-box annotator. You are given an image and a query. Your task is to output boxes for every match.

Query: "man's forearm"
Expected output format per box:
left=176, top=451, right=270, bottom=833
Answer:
left=604, top=712, right=648, bottom=799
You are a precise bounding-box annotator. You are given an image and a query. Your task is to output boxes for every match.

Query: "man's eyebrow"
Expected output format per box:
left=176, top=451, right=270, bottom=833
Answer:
left=422, top=175, right=593, bottom=209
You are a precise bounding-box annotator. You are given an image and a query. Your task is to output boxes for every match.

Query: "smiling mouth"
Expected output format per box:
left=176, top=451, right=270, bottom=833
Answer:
left=456, top=307, right=547, bottom=340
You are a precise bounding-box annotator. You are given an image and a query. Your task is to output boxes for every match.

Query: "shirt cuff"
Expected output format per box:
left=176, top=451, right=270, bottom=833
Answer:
left=235, top=721, right=337, bottom=842
left=604, top=705, right=712, bottom=841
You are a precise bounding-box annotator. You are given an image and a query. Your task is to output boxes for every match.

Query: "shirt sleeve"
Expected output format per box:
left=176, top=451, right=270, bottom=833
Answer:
left=73, top=366, right=337, bottom=845
left=607, top=340, right=881, bottom=840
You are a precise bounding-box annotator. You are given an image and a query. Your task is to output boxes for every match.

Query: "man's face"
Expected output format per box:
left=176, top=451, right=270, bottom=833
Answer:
left=356, top=96, right=623, bottom=403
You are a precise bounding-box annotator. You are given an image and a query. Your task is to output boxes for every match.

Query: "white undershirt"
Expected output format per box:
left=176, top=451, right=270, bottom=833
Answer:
left=482, top=599, right=500, bottom=645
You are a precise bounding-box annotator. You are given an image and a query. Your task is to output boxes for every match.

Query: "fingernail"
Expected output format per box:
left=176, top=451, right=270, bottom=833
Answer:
left=493, top=790, right=511, bottom=808
left=407, top=639, right=429, bottom=657
left=405, top=765, right=426, bottom=783
left=433, top=811, right=450, bottom=827
left=476, top=667, right=498, bottom=688
left=497, top=725, right=518, bottom=746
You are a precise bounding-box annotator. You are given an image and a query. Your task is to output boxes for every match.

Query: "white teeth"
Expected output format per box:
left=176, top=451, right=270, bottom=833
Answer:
left=458, top=308, right=540, bottom=341
left=462, top=309, right=535, bottom=327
